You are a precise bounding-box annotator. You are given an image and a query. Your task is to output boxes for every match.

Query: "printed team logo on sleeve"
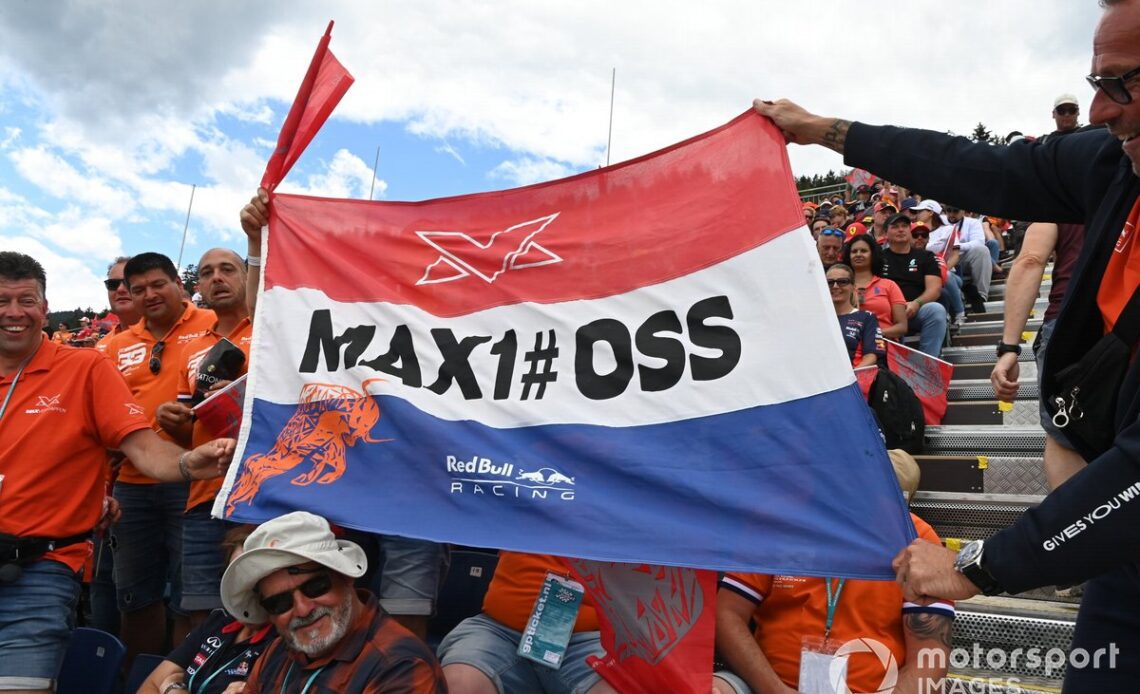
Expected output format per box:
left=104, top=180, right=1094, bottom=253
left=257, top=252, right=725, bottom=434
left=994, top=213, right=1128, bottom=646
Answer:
left=416, top=213, right=562, bottom=285
left=116, top=343, right=148, bottom=372
left=185, top=345, right=213, bottom=383
left=124, top=403, right=145, bottom=416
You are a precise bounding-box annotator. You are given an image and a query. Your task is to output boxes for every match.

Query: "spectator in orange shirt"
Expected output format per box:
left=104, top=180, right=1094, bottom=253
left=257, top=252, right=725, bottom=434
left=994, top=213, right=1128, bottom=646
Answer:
left=438, top=551, right=616, bottom=694
left=845, top=234, right=907, bottom=340
left=155, top=248, right=253, bottom=630
left=0, top=251, right=235, bottom=693
left=95, top=256, right=141, bottom=354
left=713, top=452, right=952, bottom=694
left=105, top=251, right=217, bottom=666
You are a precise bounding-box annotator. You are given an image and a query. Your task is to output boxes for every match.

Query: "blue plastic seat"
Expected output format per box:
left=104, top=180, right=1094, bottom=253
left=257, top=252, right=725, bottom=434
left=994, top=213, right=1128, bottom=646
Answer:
left=55, top=627, right=126, bottom=694
left=427, top=549, right=500, bottom=650
left=124, top=653, right=167, bottom=694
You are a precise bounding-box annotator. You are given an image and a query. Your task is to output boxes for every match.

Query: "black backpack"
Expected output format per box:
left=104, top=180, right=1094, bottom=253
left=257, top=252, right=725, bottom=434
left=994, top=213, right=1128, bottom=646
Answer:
left=868, top=368, right=925, bottom=453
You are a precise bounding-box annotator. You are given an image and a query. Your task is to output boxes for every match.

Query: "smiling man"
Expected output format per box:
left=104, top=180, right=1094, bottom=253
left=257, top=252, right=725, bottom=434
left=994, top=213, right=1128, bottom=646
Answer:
left=104, top=251, right=216, bottom=666
left=753, top=0, right=1140, bottom=688
left=94, top=256, right=141, bottom=354
left=0, top=251, right=234, bottom=694
left=221, top=512, right=445, bottom=692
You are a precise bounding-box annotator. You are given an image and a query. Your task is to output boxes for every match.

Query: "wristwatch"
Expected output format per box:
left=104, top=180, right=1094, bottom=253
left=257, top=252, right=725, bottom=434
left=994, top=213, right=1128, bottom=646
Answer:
left=995, top=342, right=1022, bottom=357
left=954, top=540, right=1003, bottom=595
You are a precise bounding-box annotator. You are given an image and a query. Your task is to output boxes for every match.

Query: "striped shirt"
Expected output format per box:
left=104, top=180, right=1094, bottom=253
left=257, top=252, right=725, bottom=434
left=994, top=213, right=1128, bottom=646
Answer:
left=245, top=590, right=446, bottom=693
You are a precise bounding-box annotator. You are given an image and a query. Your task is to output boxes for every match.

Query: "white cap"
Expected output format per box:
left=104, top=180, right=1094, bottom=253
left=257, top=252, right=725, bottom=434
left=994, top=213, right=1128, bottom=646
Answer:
left=1054, top=94, right=1079, bottom=109
left=910, top=199, right=943, bottom=215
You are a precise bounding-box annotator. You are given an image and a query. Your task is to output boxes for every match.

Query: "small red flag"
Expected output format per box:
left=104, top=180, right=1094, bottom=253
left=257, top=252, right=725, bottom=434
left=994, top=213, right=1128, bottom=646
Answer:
left=885, top=340, right=953, bottom=425
left=260, top=21, right=354, bottom=191
left=193, top=375, right=248, bottom=439
left=855, top=365, right=877, bottom=399
left=561, top=558, right=716, bottom=694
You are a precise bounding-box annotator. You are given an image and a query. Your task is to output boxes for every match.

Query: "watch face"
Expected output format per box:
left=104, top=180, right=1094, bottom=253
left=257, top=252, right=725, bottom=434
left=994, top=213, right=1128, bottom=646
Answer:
left=956, top=541, right=982, bottom=568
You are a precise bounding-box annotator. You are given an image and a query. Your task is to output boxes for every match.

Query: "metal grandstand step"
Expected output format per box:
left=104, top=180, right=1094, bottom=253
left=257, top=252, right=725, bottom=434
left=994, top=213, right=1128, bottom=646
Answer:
left=915, top=456, right=1048, bottom=496
left=952, top=331, right=1035, bottom=348
left=951, top=361, right=1038, bottom=381
left=912, top=491, right=1042, bottom=542
left=924, top=426, right=1045, bottom=455
left=957, top=319, right=1041, bottom=336
left=941, top=400, right=1040, bottom=426
left=942, top=346, right=1032, bottom=364
left=948, top=379, right=1037, bottom=402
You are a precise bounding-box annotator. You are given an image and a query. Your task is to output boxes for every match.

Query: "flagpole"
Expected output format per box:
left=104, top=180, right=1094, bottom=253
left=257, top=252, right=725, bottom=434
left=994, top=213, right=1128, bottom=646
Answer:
left=368, top=145, right=380, bottom=200
left=176, top=183, right=196, bottom=270
left=605, top=67, right=616, bottom=166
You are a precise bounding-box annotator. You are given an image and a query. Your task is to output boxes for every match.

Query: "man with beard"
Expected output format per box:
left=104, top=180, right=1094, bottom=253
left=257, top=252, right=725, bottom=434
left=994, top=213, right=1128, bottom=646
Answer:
left=105, top=252, right=216, bottom=664
left=155, top=248, right=253, bottom=630
left=220, top=512, right=445, bottom=692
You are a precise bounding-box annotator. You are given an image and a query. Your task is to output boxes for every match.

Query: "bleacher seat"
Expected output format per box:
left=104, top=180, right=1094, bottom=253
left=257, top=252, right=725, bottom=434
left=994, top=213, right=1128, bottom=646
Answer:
left=427, top=549, right=499, bottom=650
left=124, top=653, right=167, bottom=694
left=55, top=627, right=125, bottom=694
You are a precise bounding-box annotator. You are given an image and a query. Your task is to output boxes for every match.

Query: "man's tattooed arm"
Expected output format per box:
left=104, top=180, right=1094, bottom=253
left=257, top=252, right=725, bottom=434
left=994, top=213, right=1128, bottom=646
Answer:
left=820, top=118, right=851, bottom=154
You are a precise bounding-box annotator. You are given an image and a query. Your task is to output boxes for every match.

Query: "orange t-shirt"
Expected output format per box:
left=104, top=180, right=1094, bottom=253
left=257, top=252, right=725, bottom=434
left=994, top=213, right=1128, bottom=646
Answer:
left=0, top=339, right=150, bottom=571
left=94, top=321, right=132, bottom=354
left=1097, top=197, right=1140, bottom=333
left=720, top=516, right=954, bottom=694
left=105, top=302, right=216, bottom=484
left=858, top=275, right=905, bottom=331
left=482, top=552, right=599, bottom=632
left=177, top=317, right=253, bottom=511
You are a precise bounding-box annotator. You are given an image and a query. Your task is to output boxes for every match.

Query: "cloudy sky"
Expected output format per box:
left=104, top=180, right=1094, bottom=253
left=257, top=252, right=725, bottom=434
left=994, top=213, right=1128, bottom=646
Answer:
left=0, top=1, right=1103, bottom=311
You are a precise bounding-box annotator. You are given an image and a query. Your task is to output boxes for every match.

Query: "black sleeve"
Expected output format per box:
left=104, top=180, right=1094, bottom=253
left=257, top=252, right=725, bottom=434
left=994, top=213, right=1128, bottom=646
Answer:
left=167, top=610, right=224, bottom=668
left=919, top=251, right=941, bottom=279
left=843, top=122, right=1112, bottom=223
left=983, top=418, right=1140, bottom=593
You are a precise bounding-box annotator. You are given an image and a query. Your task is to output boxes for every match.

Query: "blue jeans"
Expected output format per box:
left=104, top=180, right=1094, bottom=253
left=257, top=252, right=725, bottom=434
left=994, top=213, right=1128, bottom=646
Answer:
left=907, top=301, right=948, bottom=356
left=0, top=560, right=81, bottom=689
left=985, top=238, right=1000, bottom=265
left=439, top=613, right=605, bottom=694
left=111, top=481, right=188, bottom=613
left=940, top=271, right=965, bottom=318
left=180, top=508, right=234, bottom=612
left=345, top=530, right=449, bottom=616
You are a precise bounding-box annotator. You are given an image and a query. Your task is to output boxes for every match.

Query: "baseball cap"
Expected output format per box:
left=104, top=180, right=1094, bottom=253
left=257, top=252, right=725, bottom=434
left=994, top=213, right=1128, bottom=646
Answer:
left=220, top=511, right=368, bottom=623
left=910, top=199, right=943, bottom=215
left=874, top=201, right=898, bottom=214
left=910, top=222, right=932, bottom=236
left=845, top=222, right=868, bottom=238
left=886, top=212, right=912, bottom=228
left=1053, top=94, right=1079, bottom=109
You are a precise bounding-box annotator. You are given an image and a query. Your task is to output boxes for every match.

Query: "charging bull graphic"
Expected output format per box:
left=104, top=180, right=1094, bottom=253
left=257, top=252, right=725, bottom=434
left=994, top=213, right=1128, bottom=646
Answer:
left=226, top=379, right=391, bottom=516
left=566, top=560, right=706, bottom=665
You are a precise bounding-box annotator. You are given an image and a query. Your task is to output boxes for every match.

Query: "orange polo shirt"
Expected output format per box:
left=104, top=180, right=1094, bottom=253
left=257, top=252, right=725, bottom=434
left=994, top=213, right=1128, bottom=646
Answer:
left=94, top=321, right=132, bottom=354
left=720, top=516, right=954, bottom=694
left=482, top=552, right=599, bottom=632
left=1098, top=197, right=1140, bottom=333
left=0, top=339, right=150, bottom=571
left=105, top=302, right=215, bottom=484
left=177, top=317, right=253, bottom=511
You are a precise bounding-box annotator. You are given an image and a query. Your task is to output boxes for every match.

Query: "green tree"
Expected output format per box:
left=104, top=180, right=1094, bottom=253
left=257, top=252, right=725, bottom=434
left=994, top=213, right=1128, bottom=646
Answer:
left=181, top=264, right=199, bottom=295
left=969, top=122, right=998, bottom=144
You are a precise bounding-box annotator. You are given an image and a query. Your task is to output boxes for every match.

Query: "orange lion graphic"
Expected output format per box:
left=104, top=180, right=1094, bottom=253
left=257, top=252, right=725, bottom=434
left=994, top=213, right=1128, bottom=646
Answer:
left=226, top=378, right=390, bottom=516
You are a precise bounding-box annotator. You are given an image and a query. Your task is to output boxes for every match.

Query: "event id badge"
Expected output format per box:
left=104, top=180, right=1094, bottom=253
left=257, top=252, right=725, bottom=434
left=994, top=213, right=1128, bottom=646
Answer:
left=517, top=572, right=584, bottom=669
left=798, top=636, right=849, bottom=694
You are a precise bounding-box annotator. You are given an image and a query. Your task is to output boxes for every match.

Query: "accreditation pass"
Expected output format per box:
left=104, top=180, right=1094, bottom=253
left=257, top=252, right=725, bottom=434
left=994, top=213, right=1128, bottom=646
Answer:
left=517, top=572, right=585, bottom=669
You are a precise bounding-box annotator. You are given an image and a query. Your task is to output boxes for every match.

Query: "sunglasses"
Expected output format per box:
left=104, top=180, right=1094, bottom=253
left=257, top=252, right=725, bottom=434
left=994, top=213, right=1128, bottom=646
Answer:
left=1087, top=65, right=1140, bottom=105
left=1053, top=105, right=1078, bottom=116
left=912, top=232, right=930, bottom=239
left=149, top=340, right=165, bottom=375
left=826, top=278, right=853, bottom=287
left=943, top=207, right=961, bottom=214
left=103, top=278, right=125, bottom=291
left=259, top=569, right=333, bottom=616
left=820, top=228, right=846, bottom=238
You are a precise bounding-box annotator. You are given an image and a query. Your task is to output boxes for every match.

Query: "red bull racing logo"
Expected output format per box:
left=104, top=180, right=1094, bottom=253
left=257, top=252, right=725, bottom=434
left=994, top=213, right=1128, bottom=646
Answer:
left=226, top=379, right=391, bottom=515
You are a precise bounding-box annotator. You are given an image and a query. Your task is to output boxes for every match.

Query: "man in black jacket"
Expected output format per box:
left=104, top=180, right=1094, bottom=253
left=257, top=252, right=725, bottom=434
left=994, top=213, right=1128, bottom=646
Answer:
left=753, top=0, right=1140, bottom=689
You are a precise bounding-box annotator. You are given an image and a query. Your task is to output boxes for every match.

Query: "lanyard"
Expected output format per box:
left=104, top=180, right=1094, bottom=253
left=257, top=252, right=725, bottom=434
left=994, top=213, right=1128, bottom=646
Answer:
left=281, top=662, right=327, bottom=694
left=189, top=646, right=251, bottom=693
left=824, top=577, right=846, bottom=641
left=0, top=336, right=42, bottom=424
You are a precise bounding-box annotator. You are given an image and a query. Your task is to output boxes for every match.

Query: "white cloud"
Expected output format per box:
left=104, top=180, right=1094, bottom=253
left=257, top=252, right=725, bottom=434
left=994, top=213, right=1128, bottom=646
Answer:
left=436, top=142, right=466, bottom=166
left=9, top=146, right=136, bottom=216
left=0, top=235, right=109, bottom=312
left=278, top=148, right=383, bottom=200
left=489, top=157, right=576, bottom=187
left=0, top=126, right=19, bottom=149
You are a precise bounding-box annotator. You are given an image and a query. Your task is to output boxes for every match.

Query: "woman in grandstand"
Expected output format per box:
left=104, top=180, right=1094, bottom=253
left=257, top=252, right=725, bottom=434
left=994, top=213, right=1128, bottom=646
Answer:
left=844, top=233, right=907, bottom=339
left=828, top=263, right=885, bottom=368
left=139, top=525, right=273, bottom=694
